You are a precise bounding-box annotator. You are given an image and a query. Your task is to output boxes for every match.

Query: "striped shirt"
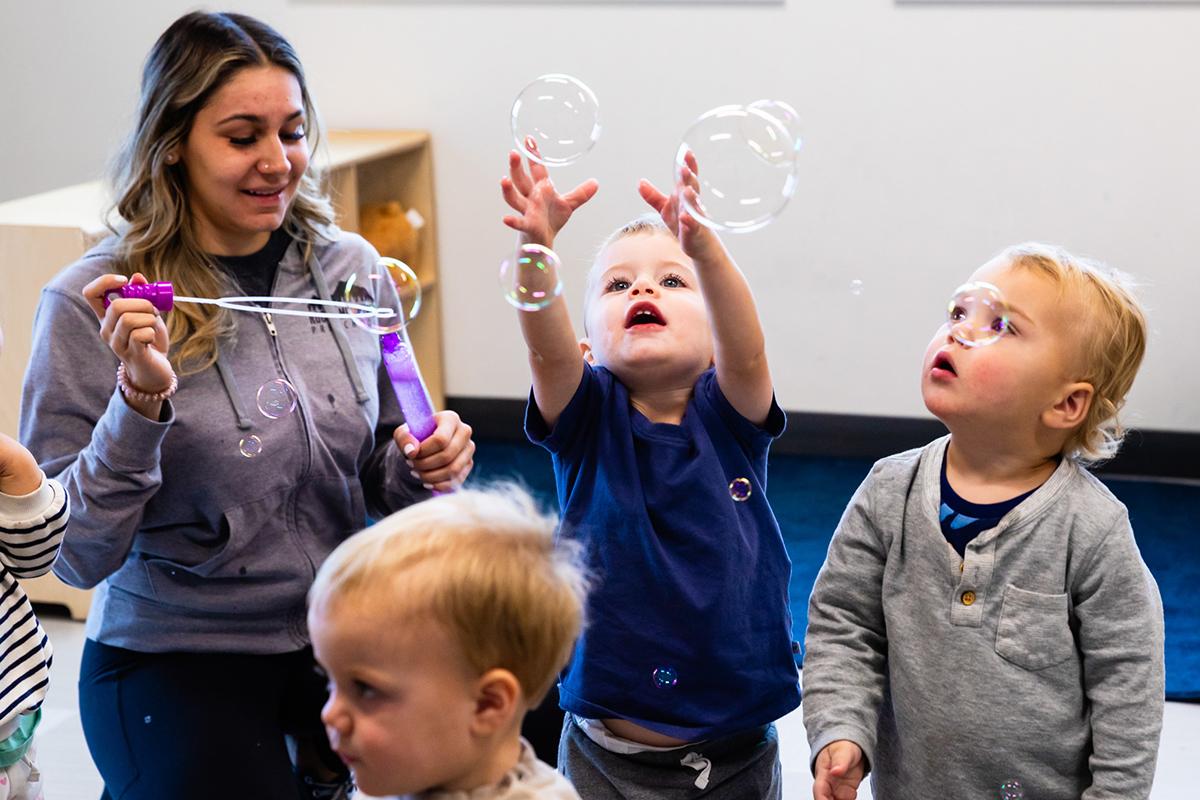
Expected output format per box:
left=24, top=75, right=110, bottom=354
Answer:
left=0, top=475, right=67, bottom=727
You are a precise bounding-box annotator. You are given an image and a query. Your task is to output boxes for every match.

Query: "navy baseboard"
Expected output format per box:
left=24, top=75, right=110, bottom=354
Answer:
left=446, top=396, right=1200, bottom=480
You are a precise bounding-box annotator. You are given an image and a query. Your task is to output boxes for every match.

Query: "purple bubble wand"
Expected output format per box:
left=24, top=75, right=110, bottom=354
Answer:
left=107, top=282, right=443, bottom=488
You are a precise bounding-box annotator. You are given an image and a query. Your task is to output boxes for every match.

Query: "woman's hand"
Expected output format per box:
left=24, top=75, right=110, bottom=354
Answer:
left=83, top=273, right=174, bottom=418
left=500, top=140, right=598, bottom=249
left=637, top=149, right=723, bottom=265
left=393, top=410, right=475, bottom=493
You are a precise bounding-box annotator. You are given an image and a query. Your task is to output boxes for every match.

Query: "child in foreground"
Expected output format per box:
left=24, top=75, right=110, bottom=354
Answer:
left=802, top=243, right=1165, bottom=800
left=499, top=147, right=800, bottom=798
left=307, top=486, right=587, bottom=800
left=0, top=325, right=69, bottom=800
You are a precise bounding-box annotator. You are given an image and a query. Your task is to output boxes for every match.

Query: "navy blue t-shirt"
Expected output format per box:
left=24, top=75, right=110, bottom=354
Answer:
left=939, top=454, right=1038, bottom=558
left=526, top=365, right=801, bottom=740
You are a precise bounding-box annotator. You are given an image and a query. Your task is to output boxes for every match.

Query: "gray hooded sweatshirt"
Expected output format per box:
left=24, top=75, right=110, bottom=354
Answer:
left=20, top=231, right=429, bottom=654
left=802, top=436, right=1164, bottom=800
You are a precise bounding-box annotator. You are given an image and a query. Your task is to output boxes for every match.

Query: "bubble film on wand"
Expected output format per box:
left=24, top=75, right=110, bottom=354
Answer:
left=343, top=257, right=422, bottom=334
left=103, top=281, right=400, bottom=322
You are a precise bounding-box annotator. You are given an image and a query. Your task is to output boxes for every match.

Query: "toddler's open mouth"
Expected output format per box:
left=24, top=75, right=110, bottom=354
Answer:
left=625, top=302, right=666, bottom=329
left=933, top=353, right=956, bottom=376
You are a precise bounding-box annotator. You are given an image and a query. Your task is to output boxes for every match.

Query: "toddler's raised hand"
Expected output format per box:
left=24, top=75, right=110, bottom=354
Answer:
left=500, top=140, right=598, bottom=248
left=83, top=273, right=175, bottom=415
left=638, top=150, right=721, bottom=264
left=813, top=740, right=865, bottom=800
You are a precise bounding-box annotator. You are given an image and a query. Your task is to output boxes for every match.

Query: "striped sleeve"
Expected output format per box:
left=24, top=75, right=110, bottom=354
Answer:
left=0, top=475, right=67, bottom=725
left=0, top=476, right=68, bottom=579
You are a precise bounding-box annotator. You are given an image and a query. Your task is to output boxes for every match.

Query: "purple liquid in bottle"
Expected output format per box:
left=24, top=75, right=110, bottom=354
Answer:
left=381, top=331, right=437, bottom=442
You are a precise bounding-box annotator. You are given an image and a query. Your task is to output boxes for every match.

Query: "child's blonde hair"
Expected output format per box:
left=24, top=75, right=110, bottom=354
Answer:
left=582, top=213, right=674, bottom=335
left=1000, top=243, right=1147, bottom=464
left=308, top=485, right=587, bottom=705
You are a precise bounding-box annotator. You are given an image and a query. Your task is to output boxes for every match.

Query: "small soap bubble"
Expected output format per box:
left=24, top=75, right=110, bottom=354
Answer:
left=511, top=75, right=601, bottom=167
left=238, top=435, right=262, bottom=458
left=344, top=258, right=422, bottom=334
left=256, top=379, right=297, bottom=419
left=677, top=105, right=798, bottom=233
left=144, top=716, right=152, bottom=724
left=999, top=781, right=1023, bottom=800
left=729, top=477, right=752, bottom=502
left=850, top=279, right=863, bottom=296
left=500, top=244, right=563, bottom=311
left=947, top=281, right=1009, bottom=347
left=653, top=666, right=678, bottom=688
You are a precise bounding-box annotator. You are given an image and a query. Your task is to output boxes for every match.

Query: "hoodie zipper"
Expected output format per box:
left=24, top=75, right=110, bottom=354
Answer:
left=263, top=299, right=318, bottom=582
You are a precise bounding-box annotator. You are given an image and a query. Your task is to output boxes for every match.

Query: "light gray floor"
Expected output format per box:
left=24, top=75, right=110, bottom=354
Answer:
left=37, top=614, right=1198, bottom=800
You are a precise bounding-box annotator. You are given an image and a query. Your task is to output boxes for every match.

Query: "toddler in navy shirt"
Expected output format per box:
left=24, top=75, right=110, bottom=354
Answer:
left=500, top=147, right=800, bottom=799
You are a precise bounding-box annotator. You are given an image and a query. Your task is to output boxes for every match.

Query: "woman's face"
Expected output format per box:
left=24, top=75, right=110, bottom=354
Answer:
left=177, top=65, right=309, bottom=256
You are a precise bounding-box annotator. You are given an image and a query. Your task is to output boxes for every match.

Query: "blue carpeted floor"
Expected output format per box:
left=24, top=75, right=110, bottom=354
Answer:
left=469, top=439, right=1200, bottom=700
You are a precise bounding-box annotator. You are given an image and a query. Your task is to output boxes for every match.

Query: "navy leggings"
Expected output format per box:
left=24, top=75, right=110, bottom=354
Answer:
left=80, top=639, right=337, bottom=800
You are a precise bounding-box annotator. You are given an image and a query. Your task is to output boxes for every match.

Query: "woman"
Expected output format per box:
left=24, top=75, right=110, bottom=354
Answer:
left=19, top=12, right=474, bottom=800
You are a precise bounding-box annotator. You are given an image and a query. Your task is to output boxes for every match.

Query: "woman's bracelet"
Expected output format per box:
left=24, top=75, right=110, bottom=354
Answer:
left=117, top=363, right=178, bottom=403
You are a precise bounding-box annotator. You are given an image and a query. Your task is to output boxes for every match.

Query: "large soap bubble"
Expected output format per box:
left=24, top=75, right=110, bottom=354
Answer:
left=676, top=105, right=798, bottom=233
left=499, top=244, right=563, bottom=311
left=343, top=258, right=422, bottom=334
left=511, top=75, right=601, bottom=167
left=947, top=282, right=1009, bottom=347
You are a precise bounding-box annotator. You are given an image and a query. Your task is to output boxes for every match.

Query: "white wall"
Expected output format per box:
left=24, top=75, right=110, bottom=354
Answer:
left=4, top=0, right=1198, bottom=431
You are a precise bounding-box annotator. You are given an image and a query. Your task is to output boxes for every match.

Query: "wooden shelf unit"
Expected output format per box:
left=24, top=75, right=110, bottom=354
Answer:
left=0, top=129, right=443, bottom=619
left=322, top=129, right=444, bottom=409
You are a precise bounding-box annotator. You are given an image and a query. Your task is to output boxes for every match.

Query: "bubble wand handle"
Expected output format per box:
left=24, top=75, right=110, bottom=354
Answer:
left=103, top=282, right=175, bottom=311
left=380, top=329, right=438, bottom=450
left=102, top=282, right=398, bottom=321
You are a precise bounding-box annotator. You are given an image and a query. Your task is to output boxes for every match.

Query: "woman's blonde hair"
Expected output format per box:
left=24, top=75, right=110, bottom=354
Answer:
left=1000, top=243, right=1148, bottom=465
left=309, top=485, right=588, bottom=706
left=108, top=11, right=336, bottom=374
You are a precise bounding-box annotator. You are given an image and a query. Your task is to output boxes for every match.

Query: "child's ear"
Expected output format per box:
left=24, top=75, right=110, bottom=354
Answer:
left=470, top=669, right=522, bottom=736
left=579, top=338, right=596, bottom=366
left=1044, top=382, right=1094, bottom=430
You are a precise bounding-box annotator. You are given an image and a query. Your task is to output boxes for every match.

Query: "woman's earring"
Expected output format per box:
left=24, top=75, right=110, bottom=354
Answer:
left=165, top=153, right=178, bottom=164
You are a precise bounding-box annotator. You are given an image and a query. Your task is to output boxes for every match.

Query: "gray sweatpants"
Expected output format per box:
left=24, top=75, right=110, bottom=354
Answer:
left=558, top=716, right=781, bottom=800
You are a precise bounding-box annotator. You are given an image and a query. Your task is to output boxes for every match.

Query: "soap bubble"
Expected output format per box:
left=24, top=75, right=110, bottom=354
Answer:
left=677, top=105, right=798, bottom=233
left=999, top=781, right=1023, bottom=800
left=344, top=258, right=421, bottom=334
left=511, top=75, right=601, bottom=167
left=257, top=379, right=298, bottom=419
left=238, top=435, right=262, bottom=458
left=729, top=478, right=752, bottom=502
left=947, top=281, right=1009, bottom=347
left=653, top=666, right=678, bottom=688
left=500, top=244, right=563, bottom=311
left=850, top=279, right=864, bottom=296
left=747, top=100, right=803, bottom=161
